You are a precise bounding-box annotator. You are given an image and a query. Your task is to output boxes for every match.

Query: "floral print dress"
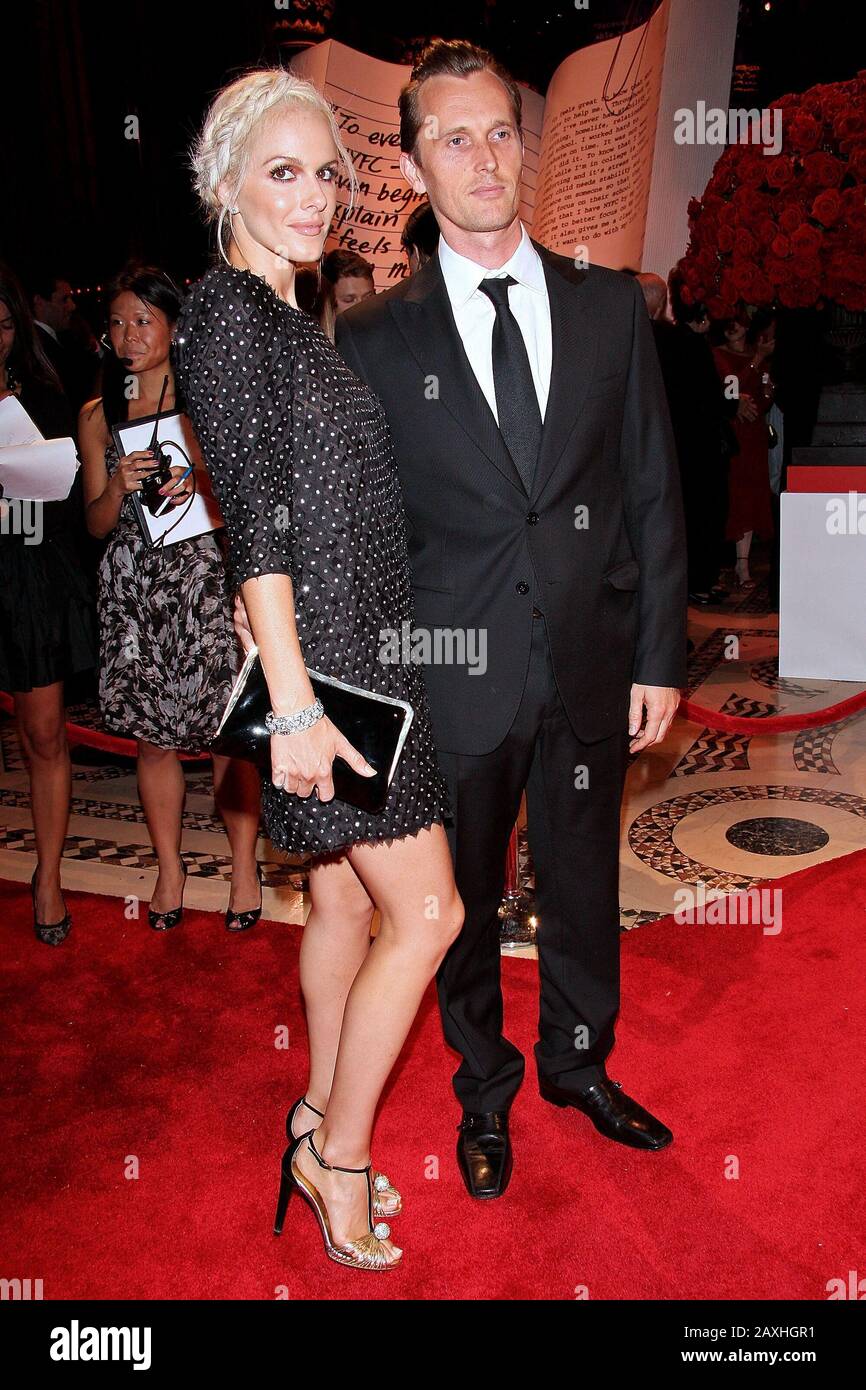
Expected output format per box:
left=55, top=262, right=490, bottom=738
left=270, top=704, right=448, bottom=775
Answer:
left=97, top=441, right=240, bottom=751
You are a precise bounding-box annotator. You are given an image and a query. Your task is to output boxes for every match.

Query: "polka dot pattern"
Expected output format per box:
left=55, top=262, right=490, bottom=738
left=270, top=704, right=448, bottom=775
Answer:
left=174, top=264, right=452, bottom=857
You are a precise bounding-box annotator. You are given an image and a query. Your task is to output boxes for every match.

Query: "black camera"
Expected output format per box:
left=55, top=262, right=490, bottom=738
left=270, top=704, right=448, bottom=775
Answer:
left=140, top=442, right=175, bottom=516
left=139, top=374, right=176, bottom=515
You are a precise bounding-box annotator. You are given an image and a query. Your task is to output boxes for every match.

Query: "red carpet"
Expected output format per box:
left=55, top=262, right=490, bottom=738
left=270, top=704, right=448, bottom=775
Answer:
left=2, top=851, right=865, bottom=1301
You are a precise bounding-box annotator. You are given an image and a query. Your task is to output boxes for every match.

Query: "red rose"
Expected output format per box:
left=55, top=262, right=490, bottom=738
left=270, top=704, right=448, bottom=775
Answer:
left=848, top=147, right=866, bottom=178
left=793, top=255, right=822, bottom=283
left=737, top=188, right=771, bottom=220
left=827, top=250, right=866, bottom=282
left=834, top=113, right=865, bottom=141
left=790, top=223, right=823, bottom=257
left=756, top=217, right=780, bottom=248
left=720, top=270, right=740, bottom=303
left=771, top=234, right=792, bottom=258
left=739, top=154, right=768, bottom=187
left=787, top=113, right=822, bottom=153
left=812, top=189, right=843, bottom=225
left=779, top=205, right=805, bottom=233
left=694, top=252, right=718, bottom=281
left=765, top=155, right=795, bottom=187
left=765, top=258, right=790, bottom=287
left=751, top=271, right=774, bottom=304
left=841, top=188, right=866, bottom=234
left=802, top=152, right=846, bottom=189
left=731, top=263, right=760, bottom=297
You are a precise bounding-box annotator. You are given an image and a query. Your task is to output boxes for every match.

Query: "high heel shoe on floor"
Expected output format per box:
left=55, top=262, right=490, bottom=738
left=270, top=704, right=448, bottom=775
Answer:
left=225, top=862, right=263, bottom=933
left=274, top=1131, right=402, bottom=1271
left=286, top=1095, right=402, bottom=1217
left=30, top=867, right=72, bottom=946
left=148, top=858, right=188, bottom=931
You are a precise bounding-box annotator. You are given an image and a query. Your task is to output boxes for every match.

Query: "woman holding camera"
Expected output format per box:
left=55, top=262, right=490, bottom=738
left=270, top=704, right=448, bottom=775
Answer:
left=78, top=265, right=262, bottom=931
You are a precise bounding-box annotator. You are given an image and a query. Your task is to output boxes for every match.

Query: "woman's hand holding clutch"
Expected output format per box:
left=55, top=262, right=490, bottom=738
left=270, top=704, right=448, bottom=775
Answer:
left=270, top=715, right=376, bottom=802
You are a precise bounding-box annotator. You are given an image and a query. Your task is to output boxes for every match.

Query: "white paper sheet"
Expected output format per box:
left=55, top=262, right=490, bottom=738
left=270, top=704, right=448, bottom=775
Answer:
left=0, top=436, right=79, bottom=501
left=0, top=394, right=46, bottom=446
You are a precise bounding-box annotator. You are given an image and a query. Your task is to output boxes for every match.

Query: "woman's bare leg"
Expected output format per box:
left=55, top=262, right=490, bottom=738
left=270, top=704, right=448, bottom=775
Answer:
left=735, top=530, right=754, bottom=584
left=15, top=682, right=70, bottom=922
left=296, top=854, right=376, bottom=1121
left=211, top=753, right=262, bottom=913
left=294, top=822, right=463, bottom=1249
left=137, top=739, right=186, bottom=912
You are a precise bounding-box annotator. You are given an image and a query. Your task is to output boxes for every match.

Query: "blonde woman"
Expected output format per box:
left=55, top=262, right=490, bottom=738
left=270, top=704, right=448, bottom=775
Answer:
left=174, top=70, right=462, bottom=1272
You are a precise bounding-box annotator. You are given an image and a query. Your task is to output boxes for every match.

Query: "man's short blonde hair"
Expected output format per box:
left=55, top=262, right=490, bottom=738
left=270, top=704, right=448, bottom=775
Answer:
left=190, top=68, right=358, bottom=261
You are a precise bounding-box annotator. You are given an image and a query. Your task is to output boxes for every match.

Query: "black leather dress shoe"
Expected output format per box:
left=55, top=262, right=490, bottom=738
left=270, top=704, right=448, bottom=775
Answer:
left=457, top=1111, right=513, bottom=1199
left=539, top=1076, right=673, bottom=1151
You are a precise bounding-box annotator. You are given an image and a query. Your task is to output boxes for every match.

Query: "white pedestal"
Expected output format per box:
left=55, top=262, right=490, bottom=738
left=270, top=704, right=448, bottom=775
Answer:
left=779, top=491, right=866, bottom=681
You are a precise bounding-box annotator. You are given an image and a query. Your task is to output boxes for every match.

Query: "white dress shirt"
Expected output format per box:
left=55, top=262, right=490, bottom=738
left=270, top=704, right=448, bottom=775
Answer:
left=437, top=222, right=552, bottom=424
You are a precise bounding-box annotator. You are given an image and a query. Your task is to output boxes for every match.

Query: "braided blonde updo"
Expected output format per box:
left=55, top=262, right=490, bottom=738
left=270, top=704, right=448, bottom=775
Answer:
left=190, top=68, right=358, bottom=263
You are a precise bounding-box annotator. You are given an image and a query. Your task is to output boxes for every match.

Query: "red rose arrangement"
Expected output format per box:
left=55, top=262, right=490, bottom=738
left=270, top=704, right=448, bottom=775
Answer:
left=676, top=72, right=866, bottom=317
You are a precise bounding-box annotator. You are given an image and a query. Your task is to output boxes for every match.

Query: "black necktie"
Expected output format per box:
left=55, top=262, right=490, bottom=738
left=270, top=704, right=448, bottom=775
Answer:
left=477, top=274, right=542, bottom=493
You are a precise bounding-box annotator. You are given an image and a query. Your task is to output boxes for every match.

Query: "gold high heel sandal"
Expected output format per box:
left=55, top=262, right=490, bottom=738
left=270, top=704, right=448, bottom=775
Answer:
left=274, top=1132, right=402, bottom=1272
left=286, top=1096, right=402, bottom=1217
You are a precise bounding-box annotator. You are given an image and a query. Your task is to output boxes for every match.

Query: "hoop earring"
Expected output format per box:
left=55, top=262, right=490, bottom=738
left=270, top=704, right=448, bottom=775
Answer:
left=217, top=204, right=240, bottom=267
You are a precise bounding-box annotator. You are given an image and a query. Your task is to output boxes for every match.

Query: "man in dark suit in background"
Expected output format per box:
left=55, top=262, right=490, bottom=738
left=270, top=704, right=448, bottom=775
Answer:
left=29, top=272, right=97, bottom=411
left=336, top=39, right=687, bottom=1200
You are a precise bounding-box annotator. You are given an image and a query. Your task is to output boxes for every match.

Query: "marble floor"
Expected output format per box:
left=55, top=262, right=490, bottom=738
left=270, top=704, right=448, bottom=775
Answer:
left=2, top=571, right=865, bottom=943
left=0, top=719, right=310, bottom=927
left=619, top=576, right=866, bottom=929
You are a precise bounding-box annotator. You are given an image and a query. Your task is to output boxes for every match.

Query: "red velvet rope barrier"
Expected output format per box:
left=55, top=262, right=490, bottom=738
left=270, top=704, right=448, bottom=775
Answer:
left=678, top=687, right=866, bottom=734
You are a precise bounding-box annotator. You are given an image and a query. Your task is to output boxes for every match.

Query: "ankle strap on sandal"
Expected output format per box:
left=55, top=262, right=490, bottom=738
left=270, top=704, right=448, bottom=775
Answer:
left=307, top=1132, right=370, bottom=1175
left=301, top=1096, right=325, bottom=1119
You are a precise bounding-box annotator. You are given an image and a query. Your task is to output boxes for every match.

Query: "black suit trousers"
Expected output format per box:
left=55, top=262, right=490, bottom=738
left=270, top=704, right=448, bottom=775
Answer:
left=435, top=611, right=629, bottom=1113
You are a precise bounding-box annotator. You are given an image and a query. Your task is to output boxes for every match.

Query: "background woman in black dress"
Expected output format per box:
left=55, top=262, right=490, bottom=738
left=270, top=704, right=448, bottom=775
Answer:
left=79, top=267, right=262, bottom=931
left=176, top=70, right=463, bottom=1271
left=0, top=263, right=97, bottom=944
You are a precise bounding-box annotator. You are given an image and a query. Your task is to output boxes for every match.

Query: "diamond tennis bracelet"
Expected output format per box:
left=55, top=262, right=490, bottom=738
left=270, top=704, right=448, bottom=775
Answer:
left=265, top=699, right=325, bottom=736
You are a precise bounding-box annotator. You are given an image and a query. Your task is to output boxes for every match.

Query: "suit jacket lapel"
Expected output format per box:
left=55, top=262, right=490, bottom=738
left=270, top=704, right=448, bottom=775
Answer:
left=531, top=243, right=598, bottom=506
left=387, top=244, right=600, bottom=503
left=388, top=257, right=529, bottom=497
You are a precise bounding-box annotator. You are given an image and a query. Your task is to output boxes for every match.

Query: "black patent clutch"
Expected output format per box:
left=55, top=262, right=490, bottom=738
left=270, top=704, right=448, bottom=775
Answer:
left=211, top=646, right=414, bottom=815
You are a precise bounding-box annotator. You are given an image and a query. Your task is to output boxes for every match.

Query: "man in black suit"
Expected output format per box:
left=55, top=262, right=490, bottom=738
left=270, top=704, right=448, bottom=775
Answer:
left=335, top=39, right=687, bottom=1199
left=29, top=273, right=96, bottom=411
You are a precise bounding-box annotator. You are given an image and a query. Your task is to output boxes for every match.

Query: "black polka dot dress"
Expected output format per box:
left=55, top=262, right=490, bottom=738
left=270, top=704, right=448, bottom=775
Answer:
left=174, top=264, right=452, bottom=858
